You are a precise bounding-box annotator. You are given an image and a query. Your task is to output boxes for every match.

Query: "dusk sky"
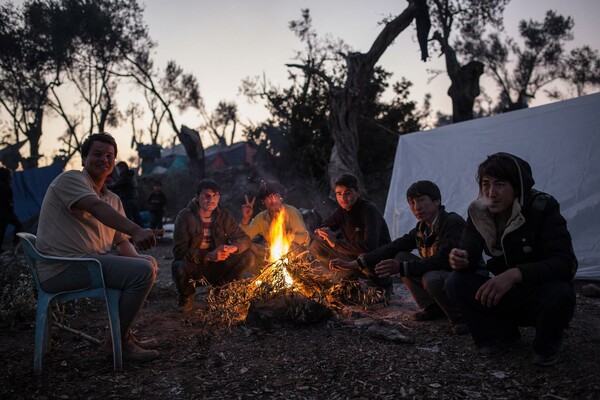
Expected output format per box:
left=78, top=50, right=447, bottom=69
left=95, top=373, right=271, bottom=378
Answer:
left=3, top=0, right=600, bottom=165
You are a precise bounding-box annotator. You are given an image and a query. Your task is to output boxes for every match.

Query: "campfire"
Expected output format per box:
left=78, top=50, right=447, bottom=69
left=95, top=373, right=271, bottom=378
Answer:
left=201, top=207, right=386, bottom=327
left=252, top=207, right=295, bottom=290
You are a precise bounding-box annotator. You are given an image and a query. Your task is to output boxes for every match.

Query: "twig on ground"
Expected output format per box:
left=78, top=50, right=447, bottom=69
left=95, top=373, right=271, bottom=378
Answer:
left=53, top=321, right=101, bottom=344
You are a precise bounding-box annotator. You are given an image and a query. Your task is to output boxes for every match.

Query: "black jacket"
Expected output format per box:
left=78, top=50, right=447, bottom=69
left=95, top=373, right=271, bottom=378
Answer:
left=321, top=197, right=391, bottom=255
left=460, top=155, right=577, bottom=284
left=362, top=207, right=465, bottom=277
left=148, top=191, right=168, bottom=212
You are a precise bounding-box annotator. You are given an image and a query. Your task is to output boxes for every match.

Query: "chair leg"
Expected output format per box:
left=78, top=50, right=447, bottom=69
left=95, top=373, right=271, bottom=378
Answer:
left=34, top=297, right=52, bottom=375
left=105, top=289, right=122, bottom=371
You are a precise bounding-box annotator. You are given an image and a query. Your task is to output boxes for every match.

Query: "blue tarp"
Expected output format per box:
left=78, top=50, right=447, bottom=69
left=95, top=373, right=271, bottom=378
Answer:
left=11, top=163, right=64, bottom=227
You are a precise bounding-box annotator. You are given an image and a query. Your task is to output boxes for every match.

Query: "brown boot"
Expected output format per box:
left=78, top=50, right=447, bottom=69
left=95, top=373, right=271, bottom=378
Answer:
left=122, top=337, right=160, bottom=363
left=179, top=295, right=194, bottom=313
left=102, top=332, right=160, bottom=354
left=130, top=332, right=159, bottom=350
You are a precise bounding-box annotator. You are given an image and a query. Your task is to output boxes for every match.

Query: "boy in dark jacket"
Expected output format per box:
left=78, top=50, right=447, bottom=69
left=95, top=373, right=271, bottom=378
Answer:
left=171, top=179, right=255, bottom=313
left=309, top=173, right=391, bottom=289
left=447, top=152, right=577, bottom=366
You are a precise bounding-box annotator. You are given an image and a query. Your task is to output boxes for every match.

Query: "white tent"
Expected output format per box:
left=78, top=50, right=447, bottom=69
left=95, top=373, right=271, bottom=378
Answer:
left=384, top=93, right=600, bottom=280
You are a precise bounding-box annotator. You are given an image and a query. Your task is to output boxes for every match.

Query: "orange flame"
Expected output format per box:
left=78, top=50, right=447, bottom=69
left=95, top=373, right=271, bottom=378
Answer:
left=268, top=208, right=294, bottom=287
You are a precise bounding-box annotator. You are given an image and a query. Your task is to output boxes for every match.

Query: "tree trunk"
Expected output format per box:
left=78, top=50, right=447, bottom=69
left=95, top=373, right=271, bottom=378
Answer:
left=327, top=63, right=366, bottom=187
left=326, top=2, right=419, bottom=188
left=23, top=110, right=44, bottom=168
left=178, top=125, right=205, bottom=180
left=447, top=61, right=484, bottom=123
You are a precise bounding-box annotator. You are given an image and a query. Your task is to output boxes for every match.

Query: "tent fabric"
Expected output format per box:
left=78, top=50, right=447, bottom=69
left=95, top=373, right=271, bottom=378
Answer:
left=11, top=163, right=64, bottom=225
left=384, top=93, right=600, bottom=281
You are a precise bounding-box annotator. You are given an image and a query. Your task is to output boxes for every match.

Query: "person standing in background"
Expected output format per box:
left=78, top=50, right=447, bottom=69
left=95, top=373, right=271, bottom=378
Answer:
left=0, top=167, right=22, bottom=253
left=109, top=161, right=142, bottom=226
left=148, top=181, right=168, bottom=231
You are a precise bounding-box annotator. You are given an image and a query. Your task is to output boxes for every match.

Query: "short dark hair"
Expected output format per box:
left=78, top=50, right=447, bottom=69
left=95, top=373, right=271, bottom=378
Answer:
left=334, top=173, right=359, bottom=191
left=81, top=133, right=118, bottom=159
left=476, top=153, right=521, bottom=198
left=406, top=181, right=441, bottom=202
left=116, top=161, right=129, bottom=171
left=197, top=178, right=220, bottom=194
left=257, top=180, right=285, bottom=200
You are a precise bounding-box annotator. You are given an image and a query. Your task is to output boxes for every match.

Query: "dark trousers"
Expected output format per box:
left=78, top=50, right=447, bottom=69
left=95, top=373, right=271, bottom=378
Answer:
left=394, top=252, right=463, bottom=322
left=0, top=212, right=22, bottom=249
left=171, top=249, right=256, bottom=299
left=42, top=254, right=157, bottom=338
left=446, top=270, right=576, bottom=356
left=149, top=210, right=163, bottom=230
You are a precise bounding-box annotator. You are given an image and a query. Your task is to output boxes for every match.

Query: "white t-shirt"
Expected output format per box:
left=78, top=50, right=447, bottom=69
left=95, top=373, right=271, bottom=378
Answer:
left=36, top=169, right=129, bottom=281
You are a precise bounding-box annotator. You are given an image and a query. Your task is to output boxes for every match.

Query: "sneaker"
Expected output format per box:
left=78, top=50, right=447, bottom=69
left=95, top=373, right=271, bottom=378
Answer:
left=531, top=351, right=560, bottom=367
left=451, top=322, right=470, bottom=335
left=413, top=305, right=445, bottom=321
left=179, top=296, right=194, bottom=313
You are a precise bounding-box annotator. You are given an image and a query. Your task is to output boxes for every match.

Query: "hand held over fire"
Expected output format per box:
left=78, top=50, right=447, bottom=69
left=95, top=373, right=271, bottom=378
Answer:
left=329, top=258, right=355, bottom=271
left=315, top=227, right=336, bottom=247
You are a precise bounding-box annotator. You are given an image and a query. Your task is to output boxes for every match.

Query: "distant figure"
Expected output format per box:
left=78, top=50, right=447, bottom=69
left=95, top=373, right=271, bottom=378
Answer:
left=0, top=167, right=22, bottom=253
left=240, top=180, right=309, bottom=265
left=109, top=161, right=142, bottom=226
left=447, top=152, right=577, bottom=367
left=309, top=173, right=392, bottom=290
left=147, top=181, right=167, bottom=231
left=172, top=179, right=256, bottom=313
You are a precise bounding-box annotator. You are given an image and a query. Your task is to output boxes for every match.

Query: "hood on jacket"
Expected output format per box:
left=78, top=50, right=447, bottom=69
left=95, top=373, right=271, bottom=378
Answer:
left=502, top=152, right=534, bottom=206
left=479, top=152, right=535, bottom=207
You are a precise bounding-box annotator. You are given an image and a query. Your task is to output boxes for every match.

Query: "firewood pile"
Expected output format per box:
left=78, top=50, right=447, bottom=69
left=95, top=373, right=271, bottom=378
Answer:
left=198, top=250, right=388, bottom=328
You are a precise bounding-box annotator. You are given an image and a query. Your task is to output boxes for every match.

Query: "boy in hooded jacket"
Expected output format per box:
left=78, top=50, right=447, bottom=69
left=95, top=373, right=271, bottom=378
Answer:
left=447, top=152, right=577, bottom=366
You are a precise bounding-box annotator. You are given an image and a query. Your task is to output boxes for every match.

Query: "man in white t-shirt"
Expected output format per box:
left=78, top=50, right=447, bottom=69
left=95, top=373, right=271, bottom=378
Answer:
left=37, top=133, right=160, bottom=363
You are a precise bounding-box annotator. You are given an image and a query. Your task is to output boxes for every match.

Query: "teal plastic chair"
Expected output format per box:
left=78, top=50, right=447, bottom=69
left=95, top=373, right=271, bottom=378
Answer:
left=17, top=233, right=123, bottom=374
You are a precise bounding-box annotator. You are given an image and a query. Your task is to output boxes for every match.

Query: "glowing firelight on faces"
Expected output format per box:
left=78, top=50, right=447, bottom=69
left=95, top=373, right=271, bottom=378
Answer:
left=268, top=208, right=294, bottom=287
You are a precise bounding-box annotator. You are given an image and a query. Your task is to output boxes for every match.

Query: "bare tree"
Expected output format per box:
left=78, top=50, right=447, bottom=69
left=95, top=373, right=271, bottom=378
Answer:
left=287, top=1, right=424, bottom=187
left=561, top=46, right=600, bottom=97
left=467, top=10, right=575, bottom=111
left=0, top=1, right=67, bottom=168
left=45, top=0, right=150, bottom=163
left=200, top=101, right=239, bottom=147
left=428, top=0, right=509, bottom=122
left=121, top=51, right=205, bottom=177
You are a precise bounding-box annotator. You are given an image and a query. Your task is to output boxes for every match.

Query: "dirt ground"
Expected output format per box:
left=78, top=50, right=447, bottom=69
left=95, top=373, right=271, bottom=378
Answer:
left=1, top=240, right=599, bottom=400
